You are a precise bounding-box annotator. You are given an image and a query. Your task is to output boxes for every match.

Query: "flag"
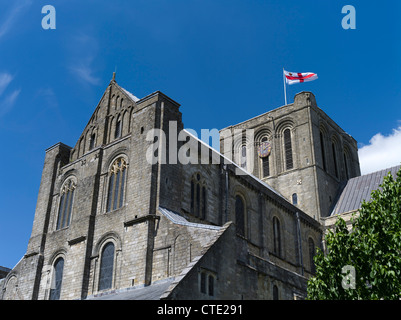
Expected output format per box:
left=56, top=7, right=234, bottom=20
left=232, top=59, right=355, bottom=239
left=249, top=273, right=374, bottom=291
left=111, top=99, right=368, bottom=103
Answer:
left=284, top=70, right=318, bottom=85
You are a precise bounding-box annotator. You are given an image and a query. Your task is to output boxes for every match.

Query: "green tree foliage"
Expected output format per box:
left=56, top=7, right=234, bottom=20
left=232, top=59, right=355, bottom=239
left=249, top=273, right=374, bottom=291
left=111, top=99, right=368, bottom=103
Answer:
left=307, top=168, right=401, bottom=299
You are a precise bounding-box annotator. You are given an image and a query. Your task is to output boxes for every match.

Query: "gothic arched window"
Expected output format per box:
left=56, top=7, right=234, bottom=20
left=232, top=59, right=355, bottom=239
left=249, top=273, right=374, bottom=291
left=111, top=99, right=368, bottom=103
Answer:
left=240, top=144, right=247, bottom=169
left=273, top=285, right=279, bottom=300
left=235, top=195, right=245, bottom=237
left=89, top=133, right=96, bottom=150
left=208, top=274, right=215, bottom=297
left=106, top=157, right=127, bottom=212
left=320, top=130, right=327, bottom=172
left=260, top=136, right=270, bottom=177
left=284, top=129, right=293, bottom=170
left=200, top=271, right=206, bottom=294
left=56, top=179, right=76, bottom=230
left=199, top=269, right=216, bottom=296
left=273, top=217, right=281, bottom=256
left=196, top=183, right=201, bottom=216
left=292, top=193, right=298, bottom=205
left=309, top=238, right=316, bottom=274
left=190, top=174, right=207, bottom=219
left=332, top=141, right=339, bottom=178
left=115, top=115, right=122, bottom=139
left=201, top=186, right=207, bottom=220
left=343, top=148, right=351, bottom=180
left=190, top=180, right=195, bottom=213
left=98, top=242, right=115, bottom=291
left=49, top=257, right=64, bottom=300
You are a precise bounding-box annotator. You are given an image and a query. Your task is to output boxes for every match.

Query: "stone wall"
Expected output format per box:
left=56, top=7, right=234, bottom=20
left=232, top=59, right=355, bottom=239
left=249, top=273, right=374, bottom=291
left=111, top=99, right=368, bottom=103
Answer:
left=220, top=91, right=360, bottom=220
left=1, top=84, right=324, bottom=300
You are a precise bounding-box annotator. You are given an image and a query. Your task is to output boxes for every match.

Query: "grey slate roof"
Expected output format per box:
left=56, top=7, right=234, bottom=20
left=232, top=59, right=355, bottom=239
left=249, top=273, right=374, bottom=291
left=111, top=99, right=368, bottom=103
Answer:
left=331, top=165, right=400, bottom=216
left=159, top=207, right=222, bottom=230
left=0, top=266, right=11, bottom=273
left=86, top=278, right=174, bottom=300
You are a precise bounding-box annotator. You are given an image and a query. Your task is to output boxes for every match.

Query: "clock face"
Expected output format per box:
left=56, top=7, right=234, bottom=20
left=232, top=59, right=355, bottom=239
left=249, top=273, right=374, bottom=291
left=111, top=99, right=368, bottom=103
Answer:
left=258, top=141, right=272, bottom=158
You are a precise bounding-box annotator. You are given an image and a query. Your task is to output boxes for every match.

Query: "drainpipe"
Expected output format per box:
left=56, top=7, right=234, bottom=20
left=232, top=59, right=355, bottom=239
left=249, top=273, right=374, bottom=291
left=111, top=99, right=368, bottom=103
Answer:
left=296, top=212, right=304, bottom=276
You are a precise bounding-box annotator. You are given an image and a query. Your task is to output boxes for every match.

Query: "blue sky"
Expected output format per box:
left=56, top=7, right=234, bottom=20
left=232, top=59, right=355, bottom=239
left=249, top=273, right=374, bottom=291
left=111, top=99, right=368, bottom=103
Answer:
left=0, top=0, right=400, bottom=269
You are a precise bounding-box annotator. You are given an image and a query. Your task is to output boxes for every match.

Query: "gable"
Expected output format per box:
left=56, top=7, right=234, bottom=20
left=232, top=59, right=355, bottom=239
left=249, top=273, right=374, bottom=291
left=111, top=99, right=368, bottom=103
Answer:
left=69, top=79, right=140, bottom=162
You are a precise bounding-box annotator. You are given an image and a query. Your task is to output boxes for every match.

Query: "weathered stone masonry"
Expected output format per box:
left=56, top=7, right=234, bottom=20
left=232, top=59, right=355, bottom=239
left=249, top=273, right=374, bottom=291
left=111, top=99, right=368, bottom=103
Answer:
left=1, top=76, right=359, bottom=300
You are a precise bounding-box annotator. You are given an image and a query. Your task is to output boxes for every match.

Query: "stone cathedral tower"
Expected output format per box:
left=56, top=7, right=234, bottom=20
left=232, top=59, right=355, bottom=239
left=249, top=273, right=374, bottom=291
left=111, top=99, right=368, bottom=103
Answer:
left=220, top=92, right=361, bottom=221
left=4, top=74, right=186, bottom=300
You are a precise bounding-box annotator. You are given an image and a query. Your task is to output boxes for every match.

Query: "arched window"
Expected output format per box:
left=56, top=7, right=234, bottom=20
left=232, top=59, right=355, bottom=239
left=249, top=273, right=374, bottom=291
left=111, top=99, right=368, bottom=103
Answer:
left=200, top=272, right=206, bottom=294
left=57, top=179, right=76, bottom=230
left=292, top=193, right=298, bottom=205
left=320, top=131, right=327, bottom=172
left=273, top=217, right=281, bottom=256
left=332, top=141, right=339, bottom=178
left=201, top=186, right=207, bottom=220
left=89, top=133, right=96, bottom=150
left=106, top=157, right=127, bottom=212
left=308, top=238, right=316, bottom=274
left=111, top=94, right=116, bottom=109
left=190, top=180, right=195, bottom=213
left=235, top=195, right=245, bottom=237
left=49, top=257, right=64, bottom=300
left=196, top=183, right=201, bottom=216
left=190, top=174, right=207, bottom=219
left=262, top=157, right=270, bottom=177
left=115, top=115, right=122, bottom=139
left=3, top=275, right=18, bottom=300
left=240, top=144, right=247, bottom=169
left=343, top=149, right=350, bottom=180
left=260, top=137, right=270, bottom=177
left=98, top=242, right=115, bottom=291
left=273, top=285, right=279, bottom=300
left=208, top=274, right=215, bottom=296
left=284, top=129, right=293, bottom=170
left=199, top=269, right=216, bottom=296
left=79, top=137, right=84, bottom=157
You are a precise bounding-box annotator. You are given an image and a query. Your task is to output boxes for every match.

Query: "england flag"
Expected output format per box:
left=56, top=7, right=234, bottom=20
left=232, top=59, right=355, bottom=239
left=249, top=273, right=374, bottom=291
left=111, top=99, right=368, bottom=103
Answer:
left=284, top=70, right=318, bottom=85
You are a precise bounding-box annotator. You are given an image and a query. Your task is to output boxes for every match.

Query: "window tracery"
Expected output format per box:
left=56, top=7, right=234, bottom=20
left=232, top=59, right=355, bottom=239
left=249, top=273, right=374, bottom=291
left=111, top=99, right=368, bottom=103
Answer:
left=190, top=173, right=207, bottom=219
left=98, top=242, right=115, bottom=291
left=106, top=157, right=127, bottom=212
left=235, top=195, right=246, bottom=237
left=56, top=178, right=76, bottom=230
left=49, top=257, right=64, bottom=300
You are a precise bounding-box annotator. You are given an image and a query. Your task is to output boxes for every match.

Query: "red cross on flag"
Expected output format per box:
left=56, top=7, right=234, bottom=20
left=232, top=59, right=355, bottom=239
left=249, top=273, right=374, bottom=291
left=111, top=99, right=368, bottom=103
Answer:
left=284, top=70, right=318, bottom=85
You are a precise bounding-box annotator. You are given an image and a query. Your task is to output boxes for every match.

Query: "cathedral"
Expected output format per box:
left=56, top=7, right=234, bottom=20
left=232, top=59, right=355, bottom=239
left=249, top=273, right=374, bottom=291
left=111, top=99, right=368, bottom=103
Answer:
left=1, top=74, right=369, bottom=300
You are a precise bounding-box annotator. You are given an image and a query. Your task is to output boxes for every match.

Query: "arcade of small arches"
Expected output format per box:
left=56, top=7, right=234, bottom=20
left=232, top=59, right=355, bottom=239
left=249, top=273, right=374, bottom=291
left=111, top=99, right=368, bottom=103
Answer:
left=236, top=120, right=355, bottom=183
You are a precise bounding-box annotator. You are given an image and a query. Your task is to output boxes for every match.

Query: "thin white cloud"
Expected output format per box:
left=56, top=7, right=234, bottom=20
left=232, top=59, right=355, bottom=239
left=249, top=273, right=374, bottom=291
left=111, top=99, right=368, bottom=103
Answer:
left=358, top=126, right=401, bottom=175
left=67, top=33, right=101, bottom=86
left=0, top=89, right=21, bottom=117
left=0, top=72, right=20, bottom=118
left=70, top=63, right=101, bottom=86
left=0, top=1, right=32, bottom=40
left=0, top=73, right=13, bottom=96
left=36, top=87, right=58, bottom=109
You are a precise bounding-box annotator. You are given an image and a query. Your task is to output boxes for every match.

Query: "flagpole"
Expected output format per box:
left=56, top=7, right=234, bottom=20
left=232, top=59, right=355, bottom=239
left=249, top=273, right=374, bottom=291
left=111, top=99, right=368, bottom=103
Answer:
left=283, top=68, right=288, bottom=105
